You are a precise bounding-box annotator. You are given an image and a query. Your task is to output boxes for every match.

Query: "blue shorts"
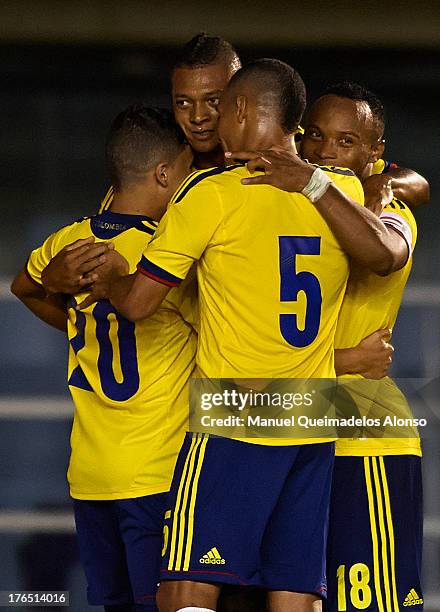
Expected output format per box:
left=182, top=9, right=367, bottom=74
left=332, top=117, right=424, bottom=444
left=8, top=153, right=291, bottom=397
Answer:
left=325, top=455, right=423, bottom=611
left=161, top=433, right=334, bottom=597
left=73, top=493, right=167, bottom=609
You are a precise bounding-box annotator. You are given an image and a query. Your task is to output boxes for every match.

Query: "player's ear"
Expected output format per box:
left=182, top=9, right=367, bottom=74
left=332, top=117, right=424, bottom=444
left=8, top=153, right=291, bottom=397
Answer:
left=369, top=139, right=385, bottom=164
left=155, top=162, right=169, bottom=188
left=236, top=95, right=247, bottom=124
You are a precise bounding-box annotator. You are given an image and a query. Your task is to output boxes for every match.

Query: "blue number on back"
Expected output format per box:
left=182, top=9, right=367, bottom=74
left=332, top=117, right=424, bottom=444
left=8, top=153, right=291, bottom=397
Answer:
left=69, top=299, right=140, bottom=401
left=279, top=236, right=322, bottom=348
left=94, top=301, right=140, bottom=401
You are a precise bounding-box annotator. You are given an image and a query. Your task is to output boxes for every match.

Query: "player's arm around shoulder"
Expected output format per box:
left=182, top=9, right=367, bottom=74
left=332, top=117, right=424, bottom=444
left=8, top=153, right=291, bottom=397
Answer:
left=78, top=178, right=222, bottom=321
left=313, top=172, right=410, bottom=275
left=11, top=227, right=74, bottom=332
left=226, top=148, right=408, bottom=275
left=41, top=234, right=114, bottom=295
left=11, top=268, right=67, bottom=332
left=370, top=160, right=430, bottom=208
left=107, top=173, right=225, bottom=322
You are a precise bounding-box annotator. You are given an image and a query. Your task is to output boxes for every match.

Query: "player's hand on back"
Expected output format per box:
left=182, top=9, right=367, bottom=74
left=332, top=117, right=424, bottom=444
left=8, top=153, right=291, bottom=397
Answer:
left=77, top=249, right=129, bottom=310
left=362, top=174, right=394, bottom=216
left=42, top=237, right=114, bottom=295
left=354, top=328, right=394, bottom=379
left=225, top=147, right=314, bottom=192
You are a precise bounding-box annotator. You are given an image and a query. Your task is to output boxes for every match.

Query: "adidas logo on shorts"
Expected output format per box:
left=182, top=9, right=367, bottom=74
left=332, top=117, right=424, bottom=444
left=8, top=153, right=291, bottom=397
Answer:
left=199, top=547, right=226, bottom=565
left=403, top=588, right=424, bottom=606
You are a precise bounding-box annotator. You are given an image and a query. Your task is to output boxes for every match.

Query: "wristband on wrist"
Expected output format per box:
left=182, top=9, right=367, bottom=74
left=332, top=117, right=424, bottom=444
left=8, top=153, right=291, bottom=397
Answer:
left=301, top=167, right=332, bottom=203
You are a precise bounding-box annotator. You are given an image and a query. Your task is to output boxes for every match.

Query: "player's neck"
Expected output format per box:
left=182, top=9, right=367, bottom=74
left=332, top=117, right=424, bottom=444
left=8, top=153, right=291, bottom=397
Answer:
left=193, top=146, right=225, bottom=170
left=110, top=190, right=163, bottom=221
left=250, top=126, right=297, bottom=153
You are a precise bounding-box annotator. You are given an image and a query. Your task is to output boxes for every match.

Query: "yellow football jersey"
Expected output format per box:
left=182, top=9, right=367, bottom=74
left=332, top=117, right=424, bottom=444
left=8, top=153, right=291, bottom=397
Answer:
left=27, top=210, right=197, bottom=499
left=335, top=198, right=421, bottom=457
left=138, top=164, right=364, bottom=445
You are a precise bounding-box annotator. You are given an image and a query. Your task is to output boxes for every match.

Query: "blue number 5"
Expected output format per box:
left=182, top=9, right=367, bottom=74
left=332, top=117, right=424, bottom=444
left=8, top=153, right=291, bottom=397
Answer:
left=279, top=236, right=322, bottom=347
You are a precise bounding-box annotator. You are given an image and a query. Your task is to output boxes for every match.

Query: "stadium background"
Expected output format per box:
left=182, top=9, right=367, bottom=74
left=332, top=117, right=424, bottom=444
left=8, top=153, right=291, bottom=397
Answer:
left=0, top=1, right=439, bottom=609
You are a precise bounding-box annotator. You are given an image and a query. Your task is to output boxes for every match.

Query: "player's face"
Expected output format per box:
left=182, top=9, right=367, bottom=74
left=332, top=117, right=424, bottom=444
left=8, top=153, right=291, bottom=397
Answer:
left=172, top=64, right=233, bottom=154
left=301, top=95, right=381, bottom=178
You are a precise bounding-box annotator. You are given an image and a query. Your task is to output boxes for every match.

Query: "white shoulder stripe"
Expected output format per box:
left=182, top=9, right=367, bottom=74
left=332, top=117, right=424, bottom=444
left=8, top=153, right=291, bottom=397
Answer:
left=380, top=211, right=413, bottom=260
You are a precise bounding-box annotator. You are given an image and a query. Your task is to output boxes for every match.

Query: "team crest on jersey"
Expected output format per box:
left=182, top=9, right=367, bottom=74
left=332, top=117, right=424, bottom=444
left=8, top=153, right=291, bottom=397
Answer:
left=199, top=547, right=226, bottom=564
left=403, top=588, right=423, bottom=606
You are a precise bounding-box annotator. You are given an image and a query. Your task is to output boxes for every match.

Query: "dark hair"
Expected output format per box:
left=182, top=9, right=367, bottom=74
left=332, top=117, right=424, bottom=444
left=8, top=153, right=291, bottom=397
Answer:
left=106, top=106, right=186, bottom=191
left=228, top=58, right=306, bottom=133
left=173, top=32, right=241, bottom=71
left=322, top=81, right=385, bottom=137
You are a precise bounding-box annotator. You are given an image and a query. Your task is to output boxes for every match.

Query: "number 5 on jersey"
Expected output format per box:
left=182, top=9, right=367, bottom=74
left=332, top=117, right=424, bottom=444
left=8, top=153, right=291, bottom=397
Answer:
left=279, top=236, right=322, bottom=348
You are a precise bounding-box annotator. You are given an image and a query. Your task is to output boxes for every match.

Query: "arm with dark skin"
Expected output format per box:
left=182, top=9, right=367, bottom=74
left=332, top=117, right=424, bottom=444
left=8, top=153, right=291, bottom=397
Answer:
left=77, top=269, right=170, bottom=321
left=225, top=149, right=408, bottom=276
left=41, top=237, right=114, bottom=295
left=363, top=167, right=429, bottom=213
left=11, top=268, right=68, bottom=332
left=12, top=246, right=129, bottom=331
left=334, top=329, right=394, bottom=378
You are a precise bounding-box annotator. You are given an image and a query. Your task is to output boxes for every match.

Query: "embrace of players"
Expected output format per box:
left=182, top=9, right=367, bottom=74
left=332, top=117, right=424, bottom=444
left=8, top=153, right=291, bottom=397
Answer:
left=11, top=33, right=429, bottom=612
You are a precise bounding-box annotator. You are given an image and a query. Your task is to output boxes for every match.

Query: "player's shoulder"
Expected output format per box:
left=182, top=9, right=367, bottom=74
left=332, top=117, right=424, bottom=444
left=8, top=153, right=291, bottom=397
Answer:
left=89, top=211, right=157, bottom=239
left=47, top=216, right=92, bottom=244
left=171, top=164, right=245, bottom=205
left=381, top=198, right=417, bottom=249
left=383, top=198, right=417, bottom=230
left=310, top=164, right=364, bottom=206
left=315, top=164, right=363, bottom=195
left=314, top=164, right=357, bottom=179
left=45, top=210, right=157, bottom=253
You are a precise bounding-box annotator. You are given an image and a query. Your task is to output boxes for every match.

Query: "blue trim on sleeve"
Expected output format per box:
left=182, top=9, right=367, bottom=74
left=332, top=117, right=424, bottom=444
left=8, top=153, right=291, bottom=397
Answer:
left=174, top=164, right=243, bottom=203
left=137, top=255, right=183, bottom=287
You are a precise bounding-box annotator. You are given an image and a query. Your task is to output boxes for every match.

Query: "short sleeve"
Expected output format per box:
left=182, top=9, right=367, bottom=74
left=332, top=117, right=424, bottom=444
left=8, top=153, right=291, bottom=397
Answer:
left=380, top=200, right=416, bottom=260
left=138, top=178, right=223, bottom=286
left=26, top=231, right=59, bottom=285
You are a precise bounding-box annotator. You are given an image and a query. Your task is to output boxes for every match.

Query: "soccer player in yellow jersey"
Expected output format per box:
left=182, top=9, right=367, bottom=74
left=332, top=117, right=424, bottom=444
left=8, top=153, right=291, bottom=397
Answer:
left=301, top=83, right=424, bottom=612
left=11, top=106, right=196, bottom=612
left=82, top=59, right=422, bottom=612
left=233, top=82, right=425, bottom=611
left=40, top=33, right=428, bottom=297
left=31, top=35, right=428, bottom=612
left=39, top=34, right=243, bottom=295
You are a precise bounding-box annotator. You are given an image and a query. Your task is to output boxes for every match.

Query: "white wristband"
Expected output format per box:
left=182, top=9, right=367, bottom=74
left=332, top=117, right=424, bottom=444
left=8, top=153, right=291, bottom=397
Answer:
left=302, top=167, right=332, bottom=203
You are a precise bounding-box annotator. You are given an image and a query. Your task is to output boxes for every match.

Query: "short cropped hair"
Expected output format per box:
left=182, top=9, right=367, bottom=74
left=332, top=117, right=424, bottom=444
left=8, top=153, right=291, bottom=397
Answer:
left=322, top=81, right=385, bottom=138
left=106, top=106, right=186, bottom=191
left=173, top=32, right=241, bottom=72
left=227, top=58, right=306, bottom=133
